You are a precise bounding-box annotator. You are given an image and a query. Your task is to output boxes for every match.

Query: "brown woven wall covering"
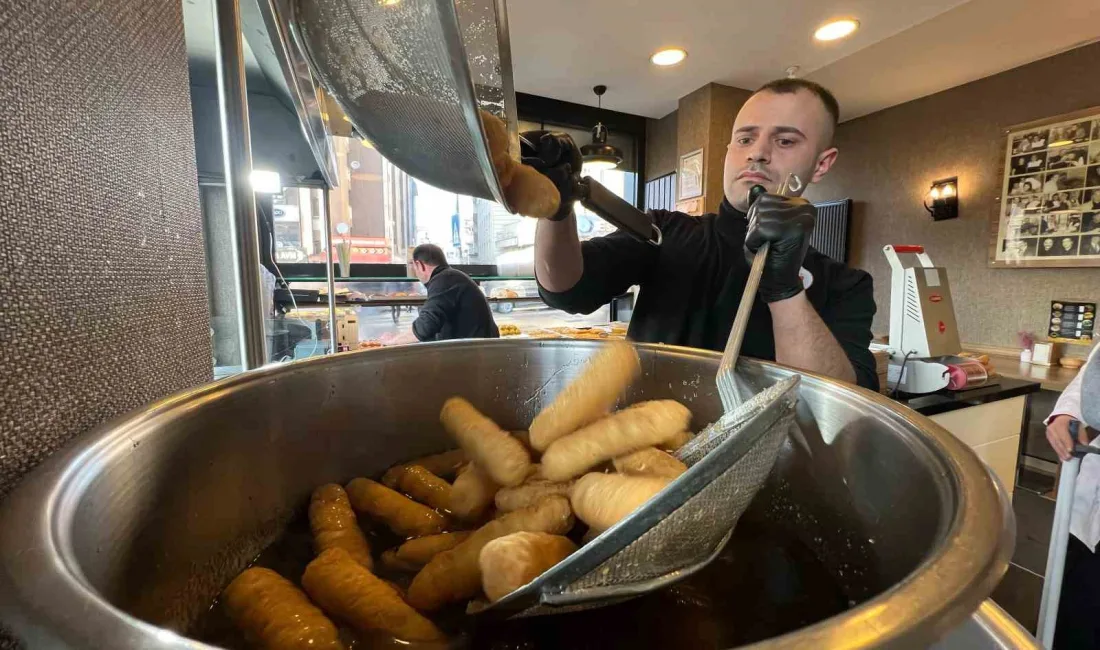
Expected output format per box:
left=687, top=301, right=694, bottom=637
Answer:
left=0, top=0, right=211, bottom=537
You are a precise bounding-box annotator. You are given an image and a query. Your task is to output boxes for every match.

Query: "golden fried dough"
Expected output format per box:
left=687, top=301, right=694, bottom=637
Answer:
left=612, top=447, right=687, bottom=479
left=410, top=448, right=468, bottom=481
left=659, top=430, right=695, bottom=452
left=380, top=549, right=422, bottom=573
left=480, top=109, right=516, bottom=187
left=345, top=478, right=447, bottom=538
left=407, top=496, right=574, bottom=611
left=303, top=548, right=444, bottom=643
left=512, top=430, right=536, bottom=456
left=479, top=110, right=562, bottom=219
left=393, top=531, right=472, bottom=566
left=479, top=532, right=577, bottom=602
left=309, top=484, right=373, bottom=570
left=387, top=465, right=453, bottom=513
left=222, top=567, right=344, bottom=650
left=570, top=473, right=670, bottom=533
left=449, top=462, right=498, bottom=521
left=540, top=400, right=691, bottom=481
left=494, top=478, right=575, bottom=513
left=382, top=449, right=467, bottom=487
left=529, top=342, right=641, bottom=452
left=504, top=163, right=561, bottom=219
left=440, top=397, right=532, bottom=487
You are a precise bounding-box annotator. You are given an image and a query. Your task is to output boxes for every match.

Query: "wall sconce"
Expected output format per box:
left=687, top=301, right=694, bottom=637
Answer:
left=924, top=177, right=958, bottom=221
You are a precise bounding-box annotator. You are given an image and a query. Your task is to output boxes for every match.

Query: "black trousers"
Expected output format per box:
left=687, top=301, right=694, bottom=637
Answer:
left=1054, top=535, right=1100, bottom=649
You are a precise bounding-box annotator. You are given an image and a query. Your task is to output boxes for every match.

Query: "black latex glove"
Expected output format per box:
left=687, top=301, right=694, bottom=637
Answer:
left=519, top=130, right=582, bottom=221
left=744, top=193, right=817, bottom=303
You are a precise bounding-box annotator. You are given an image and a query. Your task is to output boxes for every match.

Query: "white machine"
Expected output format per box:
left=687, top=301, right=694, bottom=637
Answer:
left=872, top=245, right=981, bottom=394
left=336, top=311, right=359, bottom=351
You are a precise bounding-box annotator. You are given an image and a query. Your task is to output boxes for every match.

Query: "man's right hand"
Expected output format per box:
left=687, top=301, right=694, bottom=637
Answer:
left=520, top=131, right=581, bottom=221
left=1047, top=414, right=1088, bottom=461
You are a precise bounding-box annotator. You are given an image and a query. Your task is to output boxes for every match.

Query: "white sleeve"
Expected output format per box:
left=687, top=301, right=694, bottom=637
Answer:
left=1047, top=345, right=1100, bottom=425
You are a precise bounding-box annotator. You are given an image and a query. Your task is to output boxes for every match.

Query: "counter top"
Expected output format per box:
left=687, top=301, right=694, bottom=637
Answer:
left=897, top=376, right=1042, bottom=417
left=984, top=352, right=1079, bottom=392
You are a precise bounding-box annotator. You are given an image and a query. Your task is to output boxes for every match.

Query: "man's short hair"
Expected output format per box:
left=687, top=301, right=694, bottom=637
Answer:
left=412, top=243, right=448, bottom=268
left=753, top=78, right=840, bottom=131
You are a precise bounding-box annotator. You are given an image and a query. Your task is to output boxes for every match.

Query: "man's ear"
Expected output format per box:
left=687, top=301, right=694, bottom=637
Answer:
left=811, top=147, right=839, bottom=183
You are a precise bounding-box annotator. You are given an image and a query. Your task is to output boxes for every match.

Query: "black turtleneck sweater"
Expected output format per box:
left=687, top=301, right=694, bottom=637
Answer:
left=538, top=201, right=879, bottom=391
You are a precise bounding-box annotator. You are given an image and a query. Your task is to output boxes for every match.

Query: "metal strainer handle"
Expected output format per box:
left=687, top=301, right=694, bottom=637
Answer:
left=576, top=177, right=661, bottom=246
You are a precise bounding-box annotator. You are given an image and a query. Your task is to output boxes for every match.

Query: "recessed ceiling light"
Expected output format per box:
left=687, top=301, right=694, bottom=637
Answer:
left=651, top=48, right=687, bottom=67
left=814, top=19, right=859, bottom=41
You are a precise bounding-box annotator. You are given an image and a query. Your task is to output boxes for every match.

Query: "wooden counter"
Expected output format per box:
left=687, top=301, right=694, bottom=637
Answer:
left=965, top=348, right=1081, bottom=392
left=987, top=354, right=1079, bottom=391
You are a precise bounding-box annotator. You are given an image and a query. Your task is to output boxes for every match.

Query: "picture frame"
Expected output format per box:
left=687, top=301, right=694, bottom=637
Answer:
left=675, top=197, right=703, bottom=216
left=989, top=105, right=1100, bottom=268
left=678, top=148, right=704, bottom=200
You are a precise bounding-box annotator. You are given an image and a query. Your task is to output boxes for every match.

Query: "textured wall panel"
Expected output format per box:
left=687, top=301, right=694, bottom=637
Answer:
left=645, top=110, right=679, bottom=181
left=0, top=0, right=211, bottom=515
left=806, top=42, right=1100, bottom=351
left=673, top=83, right=753, bottom=213
left=0, top=3, right=212, bottom=640
left=704, top=84, right=752, bottom=214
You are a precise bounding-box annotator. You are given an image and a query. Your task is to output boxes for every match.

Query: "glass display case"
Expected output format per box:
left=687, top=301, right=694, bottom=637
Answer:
left=272, top=277, right=627, bottom=359
left=254, top=128, right=640, bottom=365
left=203, top=107, right=642, bottom=376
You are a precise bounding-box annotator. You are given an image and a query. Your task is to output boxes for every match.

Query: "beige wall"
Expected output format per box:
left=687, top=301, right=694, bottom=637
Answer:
left=805, top=42, right=1100, bottom=349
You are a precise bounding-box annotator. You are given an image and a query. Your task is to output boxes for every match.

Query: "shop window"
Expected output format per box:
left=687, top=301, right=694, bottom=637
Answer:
left=269, top=134, right=638, bottom=271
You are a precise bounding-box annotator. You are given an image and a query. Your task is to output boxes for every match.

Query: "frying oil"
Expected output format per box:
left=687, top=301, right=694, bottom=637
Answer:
left=191, top=510, right=851, bottom=650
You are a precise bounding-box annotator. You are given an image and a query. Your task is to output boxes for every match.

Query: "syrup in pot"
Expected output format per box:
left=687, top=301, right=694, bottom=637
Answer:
left=191, top=510, right=853, bottom=650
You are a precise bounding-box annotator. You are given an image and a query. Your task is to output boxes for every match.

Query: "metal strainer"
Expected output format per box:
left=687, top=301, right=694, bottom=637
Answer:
left=288, top=0, right=659, bottom=244
left=478, top=375, right=801, bottom=618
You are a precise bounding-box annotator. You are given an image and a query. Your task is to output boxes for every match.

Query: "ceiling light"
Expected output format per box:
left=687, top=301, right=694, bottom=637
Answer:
left=814, top=19, right=859, bottom=41
left=580, top=85, right=624, bottom=170
left=583, top=160, right=619, bottom=172
left=651, top=48, right=687, bottom=66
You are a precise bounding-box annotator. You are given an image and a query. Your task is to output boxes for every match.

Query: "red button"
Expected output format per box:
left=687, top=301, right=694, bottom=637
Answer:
left=938, top=321, right=946, bottom=334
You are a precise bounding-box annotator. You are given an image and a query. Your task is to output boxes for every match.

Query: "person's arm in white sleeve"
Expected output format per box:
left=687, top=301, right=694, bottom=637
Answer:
left=1046, top=346, right=1098, bottom=460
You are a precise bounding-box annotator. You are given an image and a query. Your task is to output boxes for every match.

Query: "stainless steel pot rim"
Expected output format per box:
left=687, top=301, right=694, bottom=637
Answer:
left=0, top=339, right=1013, bottom=649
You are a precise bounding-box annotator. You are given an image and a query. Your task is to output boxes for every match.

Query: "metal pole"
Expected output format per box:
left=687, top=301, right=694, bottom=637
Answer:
left=321, top=189, right=337, bottom=354
left=1037, top=457, right=1079, bottom=648
left=212, top=0, right=267, bottom=370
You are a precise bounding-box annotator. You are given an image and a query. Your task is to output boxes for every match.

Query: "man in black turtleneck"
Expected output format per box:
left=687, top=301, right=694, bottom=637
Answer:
left=384, top=243, right=498, bottom=344
left=525, top=78, right=878, bottom=390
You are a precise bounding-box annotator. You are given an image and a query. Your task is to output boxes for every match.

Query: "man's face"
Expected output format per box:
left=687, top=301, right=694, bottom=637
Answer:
left=723, top=89, right=838, bottom=211
left=412, top=260, right=430, bottom=283
left=1061, top=238, right=1074, bottom=252
left=1043, top=239, right=1054, bottom=251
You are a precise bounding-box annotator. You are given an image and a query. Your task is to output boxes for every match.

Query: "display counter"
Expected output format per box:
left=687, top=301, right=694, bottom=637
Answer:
left=272, top=277, right=629, bottom=355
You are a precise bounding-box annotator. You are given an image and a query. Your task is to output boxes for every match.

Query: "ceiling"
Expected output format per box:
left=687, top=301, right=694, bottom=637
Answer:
left=507, top=0, right=1100, bottom=121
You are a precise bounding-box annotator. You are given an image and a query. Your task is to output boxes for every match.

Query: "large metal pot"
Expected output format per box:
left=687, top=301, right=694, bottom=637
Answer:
left=0, top=341, right=1016, bottom=648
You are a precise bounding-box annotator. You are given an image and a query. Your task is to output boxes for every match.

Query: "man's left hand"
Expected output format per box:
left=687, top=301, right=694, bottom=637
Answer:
left=744, top=194, right=816, bottom=303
